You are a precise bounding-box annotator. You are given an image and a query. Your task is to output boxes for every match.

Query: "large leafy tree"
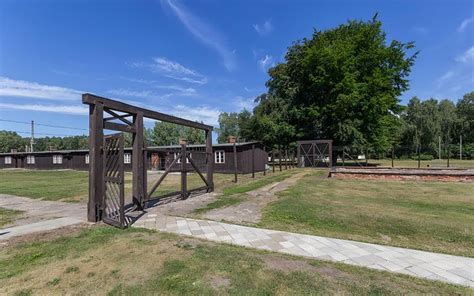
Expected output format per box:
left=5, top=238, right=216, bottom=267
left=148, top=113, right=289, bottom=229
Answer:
left=457, top=91, right=474, bottom=143
left=149, top=121, right=204, bottom=146
left=216, top=112, right=241, bottom=143
left=248, top=15, right=417, bottom=150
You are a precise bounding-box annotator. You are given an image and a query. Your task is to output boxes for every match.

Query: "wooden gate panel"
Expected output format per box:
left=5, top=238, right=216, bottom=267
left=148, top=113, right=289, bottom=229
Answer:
left=102, top=133, right=126, bottom=228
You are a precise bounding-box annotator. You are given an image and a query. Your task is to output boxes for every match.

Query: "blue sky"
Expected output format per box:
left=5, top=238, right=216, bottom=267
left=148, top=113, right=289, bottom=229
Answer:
left=0, top=0, right=473, bottom=138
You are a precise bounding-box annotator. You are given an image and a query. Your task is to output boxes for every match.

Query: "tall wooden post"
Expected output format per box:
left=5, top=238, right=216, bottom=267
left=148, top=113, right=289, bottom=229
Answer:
left=88, top=102, right=104, bottom=222
left=272, top=150, right=275, bottom=173
left=342, top=146, right=345, bottom=167
left=328, top=141, right=333, bottom=169
left=279, top=149, right=282, bottom=171
left=263, top=146, right=266, bottom=176
left=391, top=146, right=394, bottom=168
left=181, top=143, right=187, bottom=199
left=205, top=130, right=214, bottom=191
left=251, top=144, right=255, bottom=178
left=233, top=142, right=238, bottom=182
left=417, top=145, right=421, bottom=168
left=285, top=149, right=288, bottom=170
left=297, top=144, right=300, bottom=168
left=132, top=111, right=144, bottom=209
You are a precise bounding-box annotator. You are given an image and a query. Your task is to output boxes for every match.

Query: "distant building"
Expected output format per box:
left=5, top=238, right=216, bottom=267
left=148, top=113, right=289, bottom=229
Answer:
left=0, top=142, right=267, bottom=174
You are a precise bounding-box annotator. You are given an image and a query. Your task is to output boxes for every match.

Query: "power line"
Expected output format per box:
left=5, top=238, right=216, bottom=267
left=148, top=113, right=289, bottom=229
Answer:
left=0, top=118, right=87, bottom=131
left=14, top=131, right=85, bottom=137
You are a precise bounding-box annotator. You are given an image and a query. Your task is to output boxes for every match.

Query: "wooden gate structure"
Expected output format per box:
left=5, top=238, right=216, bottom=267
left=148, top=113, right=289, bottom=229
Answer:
left=297, top=140, right=333, bottom=168
left=83, top=94, right=214, bottom=226
left=102, top=133, right=126, bottom=228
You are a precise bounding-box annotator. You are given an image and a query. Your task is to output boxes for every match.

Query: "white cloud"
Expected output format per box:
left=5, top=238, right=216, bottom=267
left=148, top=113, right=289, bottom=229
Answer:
left=0, top=77, right=82, bottom=101
left=128, top=57, right=207, bottom=85
left=253, top=20, right=273, bottom=35
left=107, top=89, right=157, bottom=100
left=161, top=104, right=220, bottom=126
left=121, top=77, right=196, bottom=95
left=0, top=102, right=87, bottom=115
left=455, top=46, right=474, bottom=63
left=162, top=0, right=236, bottom=71
left=235, top=96, right=255, bottom=111
left=258, top=54, right=274, bottom=71
left=457, top=17, right=473, bottom=32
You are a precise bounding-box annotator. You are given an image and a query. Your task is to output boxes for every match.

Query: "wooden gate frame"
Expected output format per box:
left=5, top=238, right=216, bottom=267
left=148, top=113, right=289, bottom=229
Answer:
left=296, top=140, right=333, bottom=168
left=83, top=93, right=214, bottom=222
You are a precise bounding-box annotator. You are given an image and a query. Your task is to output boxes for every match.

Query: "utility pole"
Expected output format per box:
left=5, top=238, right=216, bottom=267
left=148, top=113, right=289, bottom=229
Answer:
left=30, top=120, right=35, bottom=152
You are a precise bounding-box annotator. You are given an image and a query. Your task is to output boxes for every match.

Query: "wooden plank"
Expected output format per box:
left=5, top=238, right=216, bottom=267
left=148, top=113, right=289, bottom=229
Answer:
left=132, top=112, right=144, bottom=208
left=252, top=144, right=255, bottom=178
left=233, top=142, right=238, bottom=182
left=181, top=144, right=187, bottom=199
left=104, top=108, right=134, bottom=126
left=83, top=93, right=212, bottom=131
left=205, top=130, right=214, bottom=191
left=87, top=102, right=103, bottom=222
left=188, top=157, right=209, bottom=187
left=104, top=121, right=136, bottom=133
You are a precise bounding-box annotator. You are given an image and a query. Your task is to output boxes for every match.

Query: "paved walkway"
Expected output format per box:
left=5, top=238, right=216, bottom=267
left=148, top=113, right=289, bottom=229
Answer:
left=134, top=214, right=474, bottom=288
left=0, top=217, right=84, bottom=241
left=0, top=194, right=86, bottom=240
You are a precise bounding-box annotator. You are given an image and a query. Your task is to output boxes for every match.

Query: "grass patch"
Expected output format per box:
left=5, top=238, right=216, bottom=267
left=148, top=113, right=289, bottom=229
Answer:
left=366, top=158, right=474, bottom=169
left=0, top=170, right=89, bottom=201
left=0, top=208, right=23, bottom=227
left=260, top=172, right=474, bottom=257
left=193, top=170, right=296, bottom=213
left=1, top=226, right=468, bottom=295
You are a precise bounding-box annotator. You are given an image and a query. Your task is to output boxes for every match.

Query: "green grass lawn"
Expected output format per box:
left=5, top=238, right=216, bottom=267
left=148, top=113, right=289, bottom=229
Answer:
left=260, top=172, right=474, bottom=257
left=0, top=170, right=90, bottom=201
left=193, top=169, right=297, bottom=213
left=0, top=226, right=468, bottom=295
left=0, top=170, right=275, bottom=202
left=364, top=158, right=474, bottom=168
left=0, top=208, right=23, bottom=228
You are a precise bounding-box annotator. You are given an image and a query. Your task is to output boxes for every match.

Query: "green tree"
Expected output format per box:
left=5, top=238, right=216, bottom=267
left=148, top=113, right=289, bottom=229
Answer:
left=457, top=91, right=474, bottom=143
left=0, top=131, right=27, bottom=153
left=247, top=15, right=417, bottom=150
left=217, top=112, right=240, bottom=143
left=149, top=121, right=204, bottom=146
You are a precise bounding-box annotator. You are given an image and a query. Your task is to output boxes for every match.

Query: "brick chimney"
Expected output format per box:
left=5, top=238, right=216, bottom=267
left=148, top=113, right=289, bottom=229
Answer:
left=228, top=136, right=236, bottom=144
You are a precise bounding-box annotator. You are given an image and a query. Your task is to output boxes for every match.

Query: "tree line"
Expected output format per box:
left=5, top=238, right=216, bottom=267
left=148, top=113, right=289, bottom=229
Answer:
left=216, top=15, right=474, bottom=159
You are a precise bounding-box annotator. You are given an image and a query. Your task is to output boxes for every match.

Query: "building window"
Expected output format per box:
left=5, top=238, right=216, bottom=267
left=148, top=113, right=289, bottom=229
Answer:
left=53, top=155, right=63, bottom=164
left=85, top=154, right=90, bottom=164
left=27, top=155, right=35, bottom=164
left=174, top=152, right=190, bottom=164
left=124, top=153, right=131, bottom=164
left=5, top=156, right=12, bottom=165
left=215, top=151, right=225, bottom=164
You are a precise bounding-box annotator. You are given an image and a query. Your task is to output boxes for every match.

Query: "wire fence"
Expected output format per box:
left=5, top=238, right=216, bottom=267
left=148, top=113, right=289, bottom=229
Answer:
left=333, top=143, right=474, bottom=169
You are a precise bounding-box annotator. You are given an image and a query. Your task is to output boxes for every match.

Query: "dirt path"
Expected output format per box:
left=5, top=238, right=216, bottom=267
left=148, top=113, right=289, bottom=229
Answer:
left=0, top=194, right=86, bottom=227
left=201, top=172, right=307, bottom=224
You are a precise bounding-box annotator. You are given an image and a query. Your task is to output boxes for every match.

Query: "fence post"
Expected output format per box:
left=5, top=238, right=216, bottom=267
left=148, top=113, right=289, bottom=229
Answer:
left=205, top=130, right=214, bottom=191
left=447, top=142, right=450, bottom=168
left=181, top=142, right=187, bottom=199
left=251, top=144, right=255, bottom=178
left=272, top=150, right=275, bottom=173
left=233, top=142, right=238, bottom=182
left=417, top=145, right=421, bottom=169
left=279, top=149, right=282, bottom=171
left=391, top=146, right=394, bottom=168
left=285, top=149, right=288, bottom=170
left=365, top=147, right=368, bottom=167
left=132, top=111, right=144, bottom=209
left=88, top=101, right=103, bottom=222
left=263, top=146, right=266, bottom=176
left=296, top=143, right=300, bottom=168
